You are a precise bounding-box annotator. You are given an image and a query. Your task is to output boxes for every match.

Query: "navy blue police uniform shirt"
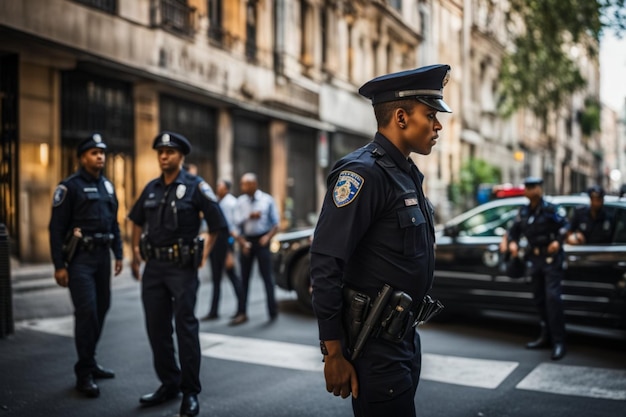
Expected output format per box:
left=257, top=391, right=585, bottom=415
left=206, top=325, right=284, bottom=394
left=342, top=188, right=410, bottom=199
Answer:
left=508, top=199, right=568, bottom=250
left=128, top=169, right=227, bottom=246
left=49, top=167, right=123, bottom=270
left=569, top=206, right=613, bottom=244
left=311, top=133, right=436, bottom=341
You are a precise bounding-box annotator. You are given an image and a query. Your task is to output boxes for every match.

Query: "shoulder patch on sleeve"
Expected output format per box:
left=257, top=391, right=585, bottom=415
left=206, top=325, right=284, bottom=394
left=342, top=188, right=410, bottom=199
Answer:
left=199, top=181, right=217, bottom=202
left=333, top=170, right=364, bottom=207
left=53, top=184, right=68, bottom=207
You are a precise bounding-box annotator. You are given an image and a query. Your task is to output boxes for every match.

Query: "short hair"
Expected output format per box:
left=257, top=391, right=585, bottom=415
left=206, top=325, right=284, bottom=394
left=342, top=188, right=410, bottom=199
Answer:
left=219, top=178, right=232, bottom=190
left=373, top=99, right=418, bottom=127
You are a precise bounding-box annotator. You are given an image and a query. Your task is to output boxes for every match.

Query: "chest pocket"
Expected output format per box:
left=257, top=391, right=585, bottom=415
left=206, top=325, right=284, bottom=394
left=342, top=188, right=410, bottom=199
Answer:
left=397, top=206, right=425, bottom=257
left=77, top=191, right=101, bottom=220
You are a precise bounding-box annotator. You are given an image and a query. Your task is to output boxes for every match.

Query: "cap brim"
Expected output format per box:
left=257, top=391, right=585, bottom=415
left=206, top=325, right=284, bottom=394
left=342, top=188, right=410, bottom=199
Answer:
left=417, top=98, right=452, bottom=113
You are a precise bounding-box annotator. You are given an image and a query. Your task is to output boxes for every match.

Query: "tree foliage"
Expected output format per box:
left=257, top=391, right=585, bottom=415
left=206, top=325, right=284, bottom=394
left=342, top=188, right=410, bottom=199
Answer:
left=450, top=159, right=502, bottom=210
left=498, top=0, right=626, bottom=122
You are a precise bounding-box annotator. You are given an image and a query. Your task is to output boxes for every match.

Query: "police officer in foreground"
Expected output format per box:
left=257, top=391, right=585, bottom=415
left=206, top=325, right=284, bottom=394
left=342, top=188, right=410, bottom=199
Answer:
left=505, top=177, right=568, bottom=360
left=566, top=185, right=614, bottom=245
left=128, top=131, right=227, bottom=417
left=310, top=64, right=451, bottom=417
left=49, top=133, right=123, bottom=398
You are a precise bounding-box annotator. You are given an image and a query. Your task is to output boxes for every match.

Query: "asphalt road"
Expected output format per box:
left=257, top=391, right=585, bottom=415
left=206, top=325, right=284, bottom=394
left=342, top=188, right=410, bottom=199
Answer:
left=2, top=264, right=626, bottom=417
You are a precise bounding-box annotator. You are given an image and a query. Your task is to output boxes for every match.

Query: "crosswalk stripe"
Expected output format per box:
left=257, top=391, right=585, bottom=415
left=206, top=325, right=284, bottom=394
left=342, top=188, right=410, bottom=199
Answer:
left=516, top=363, right=626, bottom=400
left=15, top=316, right=626, bottom=399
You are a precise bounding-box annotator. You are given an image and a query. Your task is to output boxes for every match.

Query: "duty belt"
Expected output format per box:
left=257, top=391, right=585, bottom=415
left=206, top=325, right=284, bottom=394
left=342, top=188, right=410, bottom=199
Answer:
left=81, top=233, right=114, bottom=249
left=151, top=245, right=185, bottom=262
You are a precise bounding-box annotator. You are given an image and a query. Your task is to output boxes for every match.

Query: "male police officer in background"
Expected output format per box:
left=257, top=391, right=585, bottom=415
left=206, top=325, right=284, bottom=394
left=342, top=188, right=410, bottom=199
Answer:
left=128, top=131, right=226, bottom=417
left=505, top=177, right=568, bottom=360
left=49, top=133, right=123, bottom=398
left=566, top=185, right=614, bottom=245
left=310, top=64, right=451, bottom=417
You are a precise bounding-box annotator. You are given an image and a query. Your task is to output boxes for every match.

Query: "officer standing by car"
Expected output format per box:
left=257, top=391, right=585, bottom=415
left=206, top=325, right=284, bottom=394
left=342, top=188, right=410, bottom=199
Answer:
left=128, top=131, right=227, bottom=417
left=310, top=64, right=451, bottom=417
left=506, top=177, right=569, bottom=360
left=49, top=133, right=123, bottom=398
left=566, top=185, right=614, bottom=245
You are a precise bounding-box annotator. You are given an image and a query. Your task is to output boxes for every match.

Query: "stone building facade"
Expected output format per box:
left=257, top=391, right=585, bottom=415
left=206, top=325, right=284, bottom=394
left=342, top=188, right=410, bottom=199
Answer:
left=0, top=0, right=612, bottom=262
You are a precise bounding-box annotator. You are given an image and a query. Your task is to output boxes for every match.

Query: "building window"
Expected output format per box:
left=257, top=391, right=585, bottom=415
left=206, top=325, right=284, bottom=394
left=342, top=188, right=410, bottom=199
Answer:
left=245, top=0, right=257, bottom=61
left=207, top=0, right=223, bottom=44
left=154, top=0, right=196, bottom=37
left=388, top=0, right=401, bottom=12
left=74, top=0, right=117, bottom=14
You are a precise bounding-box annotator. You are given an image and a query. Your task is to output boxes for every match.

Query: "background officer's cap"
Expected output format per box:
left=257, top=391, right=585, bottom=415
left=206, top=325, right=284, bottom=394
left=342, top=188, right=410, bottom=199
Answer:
left=523, top=176, right=543, bottom=186
left=152, top=131, right=191, bottom=155
left=76, top=133, right=107, bottom=157
left=587, top=185, right=605, bottom=198
left=358, top=64, right=452, bottom=113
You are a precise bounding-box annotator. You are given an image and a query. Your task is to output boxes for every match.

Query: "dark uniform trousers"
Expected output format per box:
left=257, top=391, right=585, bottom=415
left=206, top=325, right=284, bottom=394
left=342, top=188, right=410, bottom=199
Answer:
left=208, top=230, right=244, bottom=316
left=239, top=234, right=278, bottom=317
left=351, top=329, right=421, bottom=417
left=67, top=245, right=112, bottom=378
left=141, top=259, right=201, bottom=394
left=528, top=252, right=566, bottom=344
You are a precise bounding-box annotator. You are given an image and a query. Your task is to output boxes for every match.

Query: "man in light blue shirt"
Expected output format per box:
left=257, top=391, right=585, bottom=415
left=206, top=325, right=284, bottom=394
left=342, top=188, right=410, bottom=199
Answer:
left=230, top=173, right=280, bottom=325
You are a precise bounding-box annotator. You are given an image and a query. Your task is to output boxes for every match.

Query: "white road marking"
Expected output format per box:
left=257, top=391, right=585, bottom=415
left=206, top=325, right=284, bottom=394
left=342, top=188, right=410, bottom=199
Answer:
left=516, top=363, right=626, bottom=400
left=421, top=353, right=518, bottom=389
left=16, top=316, right=626, bottom=399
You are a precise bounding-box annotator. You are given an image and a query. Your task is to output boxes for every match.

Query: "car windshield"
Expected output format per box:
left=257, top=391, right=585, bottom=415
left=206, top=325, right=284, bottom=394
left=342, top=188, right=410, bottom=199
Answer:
left=456, top=204, right=520, bottom=237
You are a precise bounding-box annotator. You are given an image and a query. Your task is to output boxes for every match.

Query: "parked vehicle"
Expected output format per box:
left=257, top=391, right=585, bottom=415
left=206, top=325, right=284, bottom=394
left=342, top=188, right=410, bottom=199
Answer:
left=270, top=195, right=626, bottom=335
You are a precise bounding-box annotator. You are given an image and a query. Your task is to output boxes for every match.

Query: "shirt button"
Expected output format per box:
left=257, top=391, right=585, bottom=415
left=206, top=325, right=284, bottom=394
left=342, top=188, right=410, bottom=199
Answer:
left=411, top=217, right=416, bottom=223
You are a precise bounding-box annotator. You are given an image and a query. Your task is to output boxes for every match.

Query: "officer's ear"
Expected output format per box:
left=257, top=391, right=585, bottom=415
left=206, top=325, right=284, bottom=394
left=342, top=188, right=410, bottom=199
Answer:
left=395, top=108, right=407, bottom=129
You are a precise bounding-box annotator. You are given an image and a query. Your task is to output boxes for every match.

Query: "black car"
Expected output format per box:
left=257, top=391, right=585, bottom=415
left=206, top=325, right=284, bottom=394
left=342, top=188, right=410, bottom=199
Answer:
left=270, top=195, right=626, bottom=335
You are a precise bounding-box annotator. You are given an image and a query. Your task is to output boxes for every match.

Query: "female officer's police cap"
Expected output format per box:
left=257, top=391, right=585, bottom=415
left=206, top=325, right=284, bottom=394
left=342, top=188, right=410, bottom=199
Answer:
left=152, top=131, right=191, bottom=155
left=76, top=133, right=107, bottom=156
left=358, top=64, right=452, bottom=113
left=523, top=176, right=543, bottom=186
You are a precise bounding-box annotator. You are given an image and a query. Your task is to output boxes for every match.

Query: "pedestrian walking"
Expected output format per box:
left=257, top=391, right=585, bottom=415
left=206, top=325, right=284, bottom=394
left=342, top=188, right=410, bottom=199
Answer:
left=506, top=176, right=569, bottom=360
left=128, top=131, right=227, bottom=417
left=310, top=64, right=451, bottom=416
left=49, top=133, right=123, bottom=398
left=230, top=173, right=280, bottom=325
left=202, top=178, right=245, bottom=320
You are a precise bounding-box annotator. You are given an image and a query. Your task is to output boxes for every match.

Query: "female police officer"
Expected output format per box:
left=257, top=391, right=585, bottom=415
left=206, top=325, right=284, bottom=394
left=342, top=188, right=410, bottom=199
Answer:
left=128, top=131, right=226, bottom=417
left=310, top=65, right=452, bottom=417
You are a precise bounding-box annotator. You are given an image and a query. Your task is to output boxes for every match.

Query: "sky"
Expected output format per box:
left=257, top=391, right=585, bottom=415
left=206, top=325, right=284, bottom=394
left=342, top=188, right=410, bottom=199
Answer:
left=600, top=31, right=626, bottom=112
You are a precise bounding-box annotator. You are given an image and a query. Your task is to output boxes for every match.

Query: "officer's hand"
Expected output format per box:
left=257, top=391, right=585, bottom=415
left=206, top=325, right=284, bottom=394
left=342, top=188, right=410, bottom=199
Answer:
left=131, top=258, right=142, bottom=281
left=508, top=241, right=519, bottom=258
left=547, top=240, right=560, bottom=254
left=114, top=259, right=123, bottom=276
left=54, top=268, right=69, bottom=288
left=323, top=341, right=359, bottom=399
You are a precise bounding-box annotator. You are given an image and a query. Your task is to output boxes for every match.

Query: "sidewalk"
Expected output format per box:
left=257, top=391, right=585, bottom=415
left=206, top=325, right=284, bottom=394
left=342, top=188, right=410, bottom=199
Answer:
left=9, top=258, right=56, bottom=293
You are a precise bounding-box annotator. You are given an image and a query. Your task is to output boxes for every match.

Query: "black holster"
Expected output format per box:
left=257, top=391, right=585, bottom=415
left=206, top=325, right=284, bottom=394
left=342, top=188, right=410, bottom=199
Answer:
left=192, top=236, right=205, bottom=268
left=342, top=287, right=371, bottom=353
left=139, top=233, right=152, bottom=261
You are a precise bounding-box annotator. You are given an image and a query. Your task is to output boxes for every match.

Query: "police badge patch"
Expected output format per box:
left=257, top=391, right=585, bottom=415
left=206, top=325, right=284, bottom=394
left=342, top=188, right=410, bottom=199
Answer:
left=53, top=184, right=68, bottom=207
left=333, top=171, right=364, bottom=207
left=199, top=181, right=217, bottom=202
left=104, top=180, right=114, bottom=195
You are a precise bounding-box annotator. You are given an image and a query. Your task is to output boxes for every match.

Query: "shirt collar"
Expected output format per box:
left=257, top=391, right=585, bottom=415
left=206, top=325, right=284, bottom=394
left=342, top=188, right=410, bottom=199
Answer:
left=373, top=132, right=412, bottom=173
left=78, top=167, right=101, bottom=182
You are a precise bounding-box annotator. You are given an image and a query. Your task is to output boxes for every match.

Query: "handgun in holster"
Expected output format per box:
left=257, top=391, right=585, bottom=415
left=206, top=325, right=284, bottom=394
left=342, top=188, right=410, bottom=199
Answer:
left=177, top=238, right=190, bottom=267
left=413, top=295, right=444, bottom=326
left=350, top=284, right=394, bottom=360
left=139, top=233, right=152, bottom=261
left=192, top=236, right=205, bottom=268
left=61, top=228, right=82, bottom=265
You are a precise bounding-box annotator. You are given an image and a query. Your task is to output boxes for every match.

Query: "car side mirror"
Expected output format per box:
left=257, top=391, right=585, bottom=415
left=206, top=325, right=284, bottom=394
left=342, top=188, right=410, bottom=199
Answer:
left=444, top=224, right=459, bottom=238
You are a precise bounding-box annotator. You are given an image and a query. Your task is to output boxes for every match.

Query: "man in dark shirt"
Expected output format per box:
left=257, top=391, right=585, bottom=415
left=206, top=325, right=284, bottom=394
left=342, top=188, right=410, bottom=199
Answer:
left=566, top=186, right=613, bottom=244
left=310, top=64, right=452, bottom=417
left=49, top=133, right=123, bottom=398
left=128, top=131, right=226, bottom=417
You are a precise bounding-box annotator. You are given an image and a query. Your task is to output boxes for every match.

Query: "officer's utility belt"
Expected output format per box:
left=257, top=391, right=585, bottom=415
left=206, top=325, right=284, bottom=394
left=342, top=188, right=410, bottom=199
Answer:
left=140, top=234, right=204, bottom=268
left=342, top=284, right=444, bottom=360
left=80, top=233, right=114, bottom=251
left=529, top=245, right=550, bottom=256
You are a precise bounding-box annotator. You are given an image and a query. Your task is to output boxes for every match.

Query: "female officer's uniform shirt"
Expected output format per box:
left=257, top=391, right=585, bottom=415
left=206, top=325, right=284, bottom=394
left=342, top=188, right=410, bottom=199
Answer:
left=128, top=169, right=226, bottom=246
left=569, top=206, right=613, bottom=244
left=49, top=167, right=123, bottom=270
left=310, top=133, right=436, bottom=341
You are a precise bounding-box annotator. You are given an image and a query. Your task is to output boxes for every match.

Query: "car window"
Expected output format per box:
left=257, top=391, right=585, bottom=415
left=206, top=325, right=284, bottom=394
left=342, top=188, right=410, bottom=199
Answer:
left=456, top=204, right=520, bottom=237
left=612, top=206, right=626, bottom=244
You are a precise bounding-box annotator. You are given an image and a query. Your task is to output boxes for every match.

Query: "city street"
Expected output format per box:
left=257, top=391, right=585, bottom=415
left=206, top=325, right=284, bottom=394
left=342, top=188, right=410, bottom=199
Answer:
left=2, top=264, right=626, bottom=417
